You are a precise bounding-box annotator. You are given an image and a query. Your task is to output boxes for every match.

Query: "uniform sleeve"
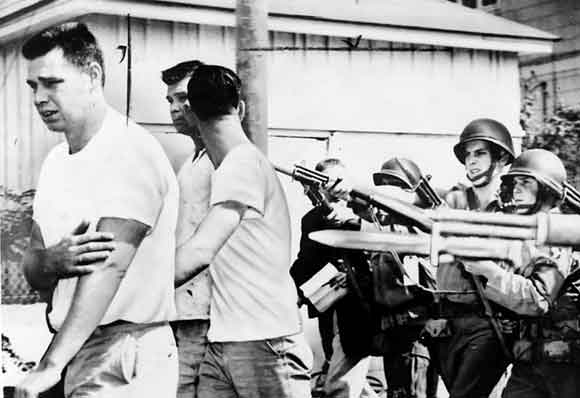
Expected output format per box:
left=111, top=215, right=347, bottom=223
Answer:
left=483, top=245, right=571, bottom=316
left=93, top=144, right=169, bottom=229
left=210, top=145, right=266, bottom=216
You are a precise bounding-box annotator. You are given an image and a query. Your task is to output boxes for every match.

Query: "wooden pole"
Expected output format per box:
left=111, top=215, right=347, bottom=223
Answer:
left=236, top=0, right=269, bottom=153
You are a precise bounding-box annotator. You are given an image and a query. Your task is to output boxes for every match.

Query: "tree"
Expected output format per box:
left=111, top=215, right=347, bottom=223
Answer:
left=521, top=102, right=580, bottom=190
left=1, top=187, right=38, bottom=304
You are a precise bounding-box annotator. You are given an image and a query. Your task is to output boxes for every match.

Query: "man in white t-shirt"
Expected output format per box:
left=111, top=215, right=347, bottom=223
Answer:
left=174, top=64, right=313, bottom=397
left=16, top=22, right=179, bottom=398
left=162, top=59, right=213, bottom=398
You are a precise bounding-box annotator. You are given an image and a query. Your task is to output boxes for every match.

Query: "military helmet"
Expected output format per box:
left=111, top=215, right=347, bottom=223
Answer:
left=454, top=118, right=515, bottom=164
left=373, top=157, right=422, bottom=190
left=501, top=149, right=567, bottom=199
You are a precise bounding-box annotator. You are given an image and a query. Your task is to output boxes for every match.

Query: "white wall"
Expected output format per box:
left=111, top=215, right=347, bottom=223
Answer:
left=1, top=13, right=523, bottom=192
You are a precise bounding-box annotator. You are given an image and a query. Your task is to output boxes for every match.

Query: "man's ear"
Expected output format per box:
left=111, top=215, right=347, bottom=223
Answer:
left=237, top=100, right=246, bottom=122
left=498, top=151, right=510, bottom=167
left=87, top=61, right=104, bottom=89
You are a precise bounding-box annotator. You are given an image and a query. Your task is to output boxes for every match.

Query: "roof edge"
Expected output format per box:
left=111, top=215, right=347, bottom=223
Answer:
left=0, top=0, right=556, bottom=54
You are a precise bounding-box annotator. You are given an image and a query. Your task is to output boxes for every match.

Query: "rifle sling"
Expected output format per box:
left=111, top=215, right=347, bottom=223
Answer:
left=471, top=274, right=514, bottom=360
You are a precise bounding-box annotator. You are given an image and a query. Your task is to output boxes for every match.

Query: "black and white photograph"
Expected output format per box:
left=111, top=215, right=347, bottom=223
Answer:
left=1, top=1, right=580, bottom=397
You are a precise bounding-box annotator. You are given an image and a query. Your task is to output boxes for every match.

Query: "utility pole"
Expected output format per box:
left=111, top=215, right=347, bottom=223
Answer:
left=236, top=0, right=269, bottom=153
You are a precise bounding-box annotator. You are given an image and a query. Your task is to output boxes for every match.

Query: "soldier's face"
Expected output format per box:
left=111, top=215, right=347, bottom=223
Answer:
left=512, top=176, right=539, bottom=207
left=464, top=140, right=492, bottom=179
left=26, top=48, right=93, bottom=133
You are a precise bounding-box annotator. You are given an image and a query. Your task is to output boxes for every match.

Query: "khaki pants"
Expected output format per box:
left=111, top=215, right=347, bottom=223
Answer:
left=64, top=322, right=177, bottom=398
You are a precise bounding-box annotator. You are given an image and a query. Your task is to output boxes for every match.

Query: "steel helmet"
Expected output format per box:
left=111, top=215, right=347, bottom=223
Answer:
left=501, top=149, right=567, bottom=199
left=454, top=119, right=515, bottom=164
left=373, top=157, right=422, bottom=190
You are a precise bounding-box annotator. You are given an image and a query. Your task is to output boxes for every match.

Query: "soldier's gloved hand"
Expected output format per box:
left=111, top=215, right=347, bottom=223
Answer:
left=348, top=197, right=373, bottom=221
left=323, top=177, right=353, bottom=202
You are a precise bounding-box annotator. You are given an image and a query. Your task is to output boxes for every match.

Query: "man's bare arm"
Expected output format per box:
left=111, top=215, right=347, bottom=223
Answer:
left=175, top=201, right=246, bottom=287
left=22, top=220, right=115, bottom=291
left=38, top=217, right=149, bottom=371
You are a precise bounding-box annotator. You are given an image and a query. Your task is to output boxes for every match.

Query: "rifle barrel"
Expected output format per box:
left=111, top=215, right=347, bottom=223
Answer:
left=439, top=222, right=535, bottom=240
left=274, top=164, right=294, bottom=178
left=429, top=208, right=538, bottom=227
left=350, top=189, right=434, bottom=232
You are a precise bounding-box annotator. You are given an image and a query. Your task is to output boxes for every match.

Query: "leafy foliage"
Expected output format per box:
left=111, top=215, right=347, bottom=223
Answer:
left=1, top=187, right=38, bottom=304
left=520, top=104, right=580, bottom=189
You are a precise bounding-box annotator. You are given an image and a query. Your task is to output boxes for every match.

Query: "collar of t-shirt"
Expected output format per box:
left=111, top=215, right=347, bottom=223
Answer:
left=64, top=106, right=115, bottom=160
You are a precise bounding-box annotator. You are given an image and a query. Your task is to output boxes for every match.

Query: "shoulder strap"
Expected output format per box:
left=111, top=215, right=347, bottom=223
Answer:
left=465, top=187, right=480, bottom=211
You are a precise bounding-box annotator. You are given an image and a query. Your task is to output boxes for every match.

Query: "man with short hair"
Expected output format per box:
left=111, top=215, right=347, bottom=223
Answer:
left=16, top=22, right=179, bottom=398
left=434, top=119, right=515, bottom=398
left=162, top=59, right=213, bottom=398
left=174, top=64, right=312, bottom=398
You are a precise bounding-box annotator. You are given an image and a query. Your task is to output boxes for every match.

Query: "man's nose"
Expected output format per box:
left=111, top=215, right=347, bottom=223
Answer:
left=170, top=102, right=181, bottom=113
left=34, top=86, right=48, bottom=105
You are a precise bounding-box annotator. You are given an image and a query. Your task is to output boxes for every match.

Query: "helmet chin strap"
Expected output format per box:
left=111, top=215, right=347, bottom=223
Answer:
left=512, top=203, right=535, bottom=215
left=467, top=161, right=497, bottom=188
left=509, top=187, right=549, bottom=215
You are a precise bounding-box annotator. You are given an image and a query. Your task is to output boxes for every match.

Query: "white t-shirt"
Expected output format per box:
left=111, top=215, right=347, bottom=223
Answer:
left=175, top=150, right=213, bottom=320
left=33, top=107, right=178, bottom=330
left=207, top=143, right=300, bottom=342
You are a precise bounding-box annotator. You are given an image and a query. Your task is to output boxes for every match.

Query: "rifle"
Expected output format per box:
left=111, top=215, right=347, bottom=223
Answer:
left=311, top=209, right=580, bottom=265
left=274, top=164, right=333, bottom=215
left=562, top=181, right=580, bottom=213
left=275, top=163, right=433, bottom=231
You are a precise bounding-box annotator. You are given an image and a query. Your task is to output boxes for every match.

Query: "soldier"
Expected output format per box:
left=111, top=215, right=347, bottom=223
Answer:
left=434, top=119, right=515, bottom=398
left=464, top=149, right=580, bottom=398
left=291, top=158, right=386, bottom=398
left=371, top=158, right=440, bottom=398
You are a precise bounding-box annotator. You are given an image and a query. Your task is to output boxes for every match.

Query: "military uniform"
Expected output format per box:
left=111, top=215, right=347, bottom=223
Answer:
left=372, top=158, right=439, bottom=398
left=432, top=119, right=515, bottom=398
left=471, top=149, right=580, bottom=398
left=433, top=188, right=511, bottom=398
